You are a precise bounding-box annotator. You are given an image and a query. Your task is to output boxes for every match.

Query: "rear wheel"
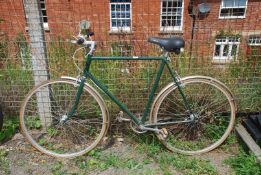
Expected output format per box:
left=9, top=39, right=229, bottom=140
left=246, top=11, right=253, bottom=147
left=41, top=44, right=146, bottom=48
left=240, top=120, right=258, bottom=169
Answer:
left=151, top=76, right=236, bottom=155
left=20, top=79, right=109, bottom=158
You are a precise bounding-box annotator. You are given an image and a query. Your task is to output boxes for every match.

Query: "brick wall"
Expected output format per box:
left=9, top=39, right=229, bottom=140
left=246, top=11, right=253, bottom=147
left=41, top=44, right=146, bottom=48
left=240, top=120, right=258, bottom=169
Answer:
left=1, top=0, right=260, bottom=57
left=0, top=0, right=26, bottom=38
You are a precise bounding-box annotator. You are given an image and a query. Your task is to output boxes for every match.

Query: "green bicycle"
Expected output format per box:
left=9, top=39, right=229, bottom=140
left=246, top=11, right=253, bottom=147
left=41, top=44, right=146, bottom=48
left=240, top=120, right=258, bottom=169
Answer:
left=20, top=21, right=236, bottom=158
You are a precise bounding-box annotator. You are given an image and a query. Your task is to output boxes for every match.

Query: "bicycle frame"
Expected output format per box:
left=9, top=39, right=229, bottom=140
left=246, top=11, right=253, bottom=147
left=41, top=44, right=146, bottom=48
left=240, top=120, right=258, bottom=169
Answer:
left=68, top=54, right=193, bottom=127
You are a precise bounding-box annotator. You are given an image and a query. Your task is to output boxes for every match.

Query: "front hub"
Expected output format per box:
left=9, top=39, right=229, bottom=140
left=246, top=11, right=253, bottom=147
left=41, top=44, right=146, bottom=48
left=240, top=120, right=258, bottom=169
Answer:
left=60, top=114, right=69, bottom=124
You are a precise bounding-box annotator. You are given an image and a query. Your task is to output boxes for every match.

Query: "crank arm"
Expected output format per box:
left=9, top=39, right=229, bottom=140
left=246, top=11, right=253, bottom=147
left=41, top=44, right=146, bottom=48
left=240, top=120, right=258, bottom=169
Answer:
left=139, top=125, right=162, bottom=134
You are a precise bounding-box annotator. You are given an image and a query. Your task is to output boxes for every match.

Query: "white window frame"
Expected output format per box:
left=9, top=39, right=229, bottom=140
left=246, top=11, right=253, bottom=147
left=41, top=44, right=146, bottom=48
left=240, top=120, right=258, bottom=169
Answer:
left=219, top=0, right=248, bottom=19
left=248, top=35, right=261, bottom=46
left=160, top=0, right=184, bottom=32
left=39, top=0, right=49, bottom=30
left=213, top=37, right=240, bottom=61
left=109, top=1, right=132, bottom=32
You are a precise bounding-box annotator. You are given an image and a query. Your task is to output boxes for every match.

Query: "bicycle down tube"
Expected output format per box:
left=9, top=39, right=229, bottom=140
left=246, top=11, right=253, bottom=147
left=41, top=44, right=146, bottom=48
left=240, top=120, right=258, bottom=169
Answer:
left=67, top=54, right=194, bottom=127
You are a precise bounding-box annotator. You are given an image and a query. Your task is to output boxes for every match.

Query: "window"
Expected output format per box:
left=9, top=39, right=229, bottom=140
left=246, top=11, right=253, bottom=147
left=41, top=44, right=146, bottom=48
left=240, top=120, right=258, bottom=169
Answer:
left=160, top=0, right=184, bottom=32
left=214, top=37, right=240, bottom=60
left=219, top=0, right=248, bottom=18
left=39, top=0, right=49, bottom=30
left=110, top=0, right=132, bottom=32
left=248, top=35, right=261, bottom=46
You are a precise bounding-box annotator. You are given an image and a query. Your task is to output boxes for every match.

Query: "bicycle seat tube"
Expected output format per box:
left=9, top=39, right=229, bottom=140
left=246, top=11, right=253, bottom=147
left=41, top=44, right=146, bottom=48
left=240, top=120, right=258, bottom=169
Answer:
left=165, top=53, right=194, bottom=116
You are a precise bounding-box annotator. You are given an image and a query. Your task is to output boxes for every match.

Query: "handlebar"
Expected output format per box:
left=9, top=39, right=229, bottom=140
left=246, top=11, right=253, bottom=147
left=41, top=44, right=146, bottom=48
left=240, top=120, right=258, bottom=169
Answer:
left=71, top=34, right=96, bottom=55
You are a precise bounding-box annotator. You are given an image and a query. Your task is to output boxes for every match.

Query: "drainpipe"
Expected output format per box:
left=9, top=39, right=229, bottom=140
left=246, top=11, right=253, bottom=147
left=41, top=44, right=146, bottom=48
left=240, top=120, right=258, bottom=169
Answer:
left=188, top=0, right=196, bottom=69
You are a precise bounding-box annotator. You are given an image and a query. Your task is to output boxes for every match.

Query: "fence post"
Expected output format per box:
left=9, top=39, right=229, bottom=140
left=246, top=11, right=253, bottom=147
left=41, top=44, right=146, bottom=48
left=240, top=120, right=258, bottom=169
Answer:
left=23, top=0, right=51, bottom=128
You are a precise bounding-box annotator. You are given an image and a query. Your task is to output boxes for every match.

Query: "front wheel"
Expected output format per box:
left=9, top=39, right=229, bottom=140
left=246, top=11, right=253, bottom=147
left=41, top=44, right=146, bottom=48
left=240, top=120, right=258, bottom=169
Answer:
left=151, top=76, right=236, bottom=155
left=20, top=79, right=109, bottom=158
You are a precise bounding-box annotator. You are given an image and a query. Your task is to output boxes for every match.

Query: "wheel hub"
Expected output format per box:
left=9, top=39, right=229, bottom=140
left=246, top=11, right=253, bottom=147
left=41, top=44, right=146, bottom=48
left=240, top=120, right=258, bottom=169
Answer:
left=190, top=113, right=199, bottom=122
left=60, top=114, right=69, bottom=123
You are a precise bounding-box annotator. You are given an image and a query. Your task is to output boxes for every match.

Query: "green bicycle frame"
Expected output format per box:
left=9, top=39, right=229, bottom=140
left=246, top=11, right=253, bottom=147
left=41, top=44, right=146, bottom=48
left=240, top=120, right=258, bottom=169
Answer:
left=68, top=54, right=192, bottom=127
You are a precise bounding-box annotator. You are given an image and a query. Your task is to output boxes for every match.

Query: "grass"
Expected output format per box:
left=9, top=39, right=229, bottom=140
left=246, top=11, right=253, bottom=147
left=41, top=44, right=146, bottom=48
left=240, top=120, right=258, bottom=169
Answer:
left=132, top=131, right=259, bottom=175
left=224, top=148, right=261, bottom=175
left=132, top=133, right=218, bottom=175
left=74, top=148, right=145, bottom=173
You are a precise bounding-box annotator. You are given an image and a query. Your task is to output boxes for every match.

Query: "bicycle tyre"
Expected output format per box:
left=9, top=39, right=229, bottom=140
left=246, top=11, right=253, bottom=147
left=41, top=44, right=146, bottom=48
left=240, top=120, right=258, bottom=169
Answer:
left=20, top=79, right=109, bottom=158
left=150, top=76, right=236, bottom=155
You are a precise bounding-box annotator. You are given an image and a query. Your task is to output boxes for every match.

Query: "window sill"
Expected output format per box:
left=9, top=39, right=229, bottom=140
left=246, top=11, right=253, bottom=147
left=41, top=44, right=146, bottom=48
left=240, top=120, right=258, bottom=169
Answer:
left=212, top=58, right=237, bottom=64
left=159, top=30, right=183, bottom=35
left=25, top=26, right=50, bottom=32
left=44, top=27, right=50, bottom=32
left=219, top=16, right=246, bottom=19
left=248, top=44, right=261, bottom=46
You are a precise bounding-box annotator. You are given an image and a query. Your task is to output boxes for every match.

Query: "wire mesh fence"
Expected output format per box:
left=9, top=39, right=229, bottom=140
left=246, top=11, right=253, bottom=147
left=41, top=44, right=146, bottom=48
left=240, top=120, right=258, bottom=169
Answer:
left=0, top=0, right=260, bottom=117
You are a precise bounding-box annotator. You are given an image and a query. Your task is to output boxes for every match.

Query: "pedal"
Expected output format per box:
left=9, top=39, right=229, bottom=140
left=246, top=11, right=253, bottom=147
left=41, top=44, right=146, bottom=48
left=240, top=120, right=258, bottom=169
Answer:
left=158, top=128, right=168, bottom=140
left=162, top=128, right=168, bottom=135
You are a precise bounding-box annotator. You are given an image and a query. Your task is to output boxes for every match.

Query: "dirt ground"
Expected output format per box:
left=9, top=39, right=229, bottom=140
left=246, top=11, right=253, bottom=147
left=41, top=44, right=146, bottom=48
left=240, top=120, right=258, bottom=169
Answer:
left=0, top=129, right=239, bottom=175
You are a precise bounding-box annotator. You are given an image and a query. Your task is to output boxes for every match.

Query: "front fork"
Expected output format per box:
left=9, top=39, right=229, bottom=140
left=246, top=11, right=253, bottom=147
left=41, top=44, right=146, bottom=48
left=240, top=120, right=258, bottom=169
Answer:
left=61, top=54, right=93, bottom=123
left=59, top=76, right=86, bottom=123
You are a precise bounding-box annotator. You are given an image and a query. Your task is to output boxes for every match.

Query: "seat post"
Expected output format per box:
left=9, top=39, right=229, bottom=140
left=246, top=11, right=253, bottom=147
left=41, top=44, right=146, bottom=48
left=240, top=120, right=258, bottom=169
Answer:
left=163, top=51, right=169, bottom=60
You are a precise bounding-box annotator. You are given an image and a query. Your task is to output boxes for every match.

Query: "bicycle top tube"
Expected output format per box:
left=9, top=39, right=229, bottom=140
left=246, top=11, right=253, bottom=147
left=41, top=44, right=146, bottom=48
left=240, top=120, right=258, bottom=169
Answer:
left=91, top=56, right=168, bottom=61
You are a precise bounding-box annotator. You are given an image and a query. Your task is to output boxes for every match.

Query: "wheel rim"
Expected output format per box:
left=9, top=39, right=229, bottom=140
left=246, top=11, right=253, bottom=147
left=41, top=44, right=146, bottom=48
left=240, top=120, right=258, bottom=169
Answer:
left=20, top=80, right=107, bottom=158
left=153, top=78, right=235, bottom=154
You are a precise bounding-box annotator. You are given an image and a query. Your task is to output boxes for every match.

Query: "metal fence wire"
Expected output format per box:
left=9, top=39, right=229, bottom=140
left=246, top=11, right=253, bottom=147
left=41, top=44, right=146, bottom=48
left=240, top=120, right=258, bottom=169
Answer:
left=0, top=0, right=260, bottom=117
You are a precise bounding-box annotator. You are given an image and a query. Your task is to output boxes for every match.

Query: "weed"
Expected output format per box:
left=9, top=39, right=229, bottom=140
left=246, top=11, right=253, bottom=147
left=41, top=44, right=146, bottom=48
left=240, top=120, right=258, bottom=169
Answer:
left=47, top=127, right=58, bottom=137
left=143, top=158, right=152, bottom=164
left=0, top=149, right=10, bottom=174
left=0, top=117, right=19, bottom=143
left=125, top=159, right=143, bottom=170
left=134, top=134, right=163, bottom=157
left=224, top=150, right=261, bottom=175
left=103, top=153, right=120, bottom=167
left=158, top=152, right=217, bottom=175
left=204, top=117, right=230, bottom=141
left=51, top=161, right=66, bottom=175
left=137, top=142, right=218, bottom=175
left=25, top=116, right=41, bottom=129
left=220, top=132, right=238, bottom=152
left=88, top=149, right=102, bottom=159
left=74, top=150, right=110, bottom=172
left=38, top=138, right=46, bottom=146
left=137, top=142, right=162, bottom=157
left=132, top=134, right=217, bottom=174
left=75, top=156, right=88, bottom=169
